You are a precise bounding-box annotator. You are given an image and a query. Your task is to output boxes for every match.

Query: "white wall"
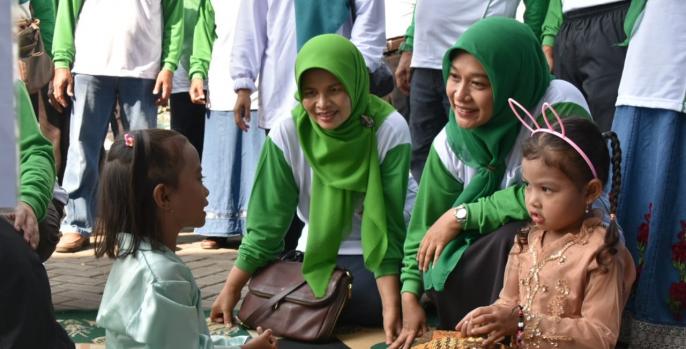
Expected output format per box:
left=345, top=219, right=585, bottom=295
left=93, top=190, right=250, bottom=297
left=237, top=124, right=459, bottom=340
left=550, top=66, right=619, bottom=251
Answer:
left=0, top=0, right=18, bottom=210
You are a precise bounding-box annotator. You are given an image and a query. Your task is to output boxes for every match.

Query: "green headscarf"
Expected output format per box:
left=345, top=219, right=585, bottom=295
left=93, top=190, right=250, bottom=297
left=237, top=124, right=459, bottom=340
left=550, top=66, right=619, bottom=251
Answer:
left=294, top=0, right=350, bottom=50
left=444, top=17, right=550, bottom=207
left=425, top=17, right=552, bottom=290
left=293, top=34, right=396, bottom=298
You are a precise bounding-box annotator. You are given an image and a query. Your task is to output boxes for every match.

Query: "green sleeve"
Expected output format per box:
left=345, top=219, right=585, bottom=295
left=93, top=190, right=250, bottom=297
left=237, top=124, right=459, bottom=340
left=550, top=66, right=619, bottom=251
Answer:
left=51, top=0, right=83, bottom=69
left=401, top=148, right=463, bottom=295
left=188, top=0, right=216, bottom=80
left=541, top=0, right=563, bottom=47
left=522, top=0, right=549, bottom=41
left=17, top=82, right=55, bottom=221
left=398, top=4, right=415, bottom=52
left=161, top=0, right=184, bottom=72
left=462, top=185, right=528, bottom=233
left=177, top=0, right=202, bottom=73
left=235, top=139, right=299, bottom=274
left=373, top=144, right=411, bottom=278
left=31, top=0, right=56, bottom=57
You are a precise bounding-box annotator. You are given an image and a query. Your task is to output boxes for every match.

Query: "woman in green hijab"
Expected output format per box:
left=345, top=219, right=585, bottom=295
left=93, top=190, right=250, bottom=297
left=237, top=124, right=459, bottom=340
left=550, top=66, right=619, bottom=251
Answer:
left=212, top=34, right=412, bottom=343
left=390, top=17, right=591, bottom=349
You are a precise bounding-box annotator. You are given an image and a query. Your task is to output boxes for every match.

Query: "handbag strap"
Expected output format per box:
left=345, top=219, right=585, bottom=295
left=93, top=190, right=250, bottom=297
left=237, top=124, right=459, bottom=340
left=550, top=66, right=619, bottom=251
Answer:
left=243, top=279, right=307, bottom=326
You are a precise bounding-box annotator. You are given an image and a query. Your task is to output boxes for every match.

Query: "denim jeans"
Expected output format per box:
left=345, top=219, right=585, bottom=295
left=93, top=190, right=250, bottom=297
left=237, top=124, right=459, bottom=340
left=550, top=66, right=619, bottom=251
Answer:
left=195, top=110, right=265, bottom=237
left=409, top=68, right=450, bottom=182
left=60, top=74, right=157, bottom=236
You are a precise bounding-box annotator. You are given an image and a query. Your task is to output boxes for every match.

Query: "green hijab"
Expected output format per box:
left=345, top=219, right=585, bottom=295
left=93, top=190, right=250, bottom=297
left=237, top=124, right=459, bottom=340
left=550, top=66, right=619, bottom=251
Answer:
left=444, top=17, right=551, bottom=207
left=293, top=34, right=396, bottom=298
left=294, top=0, right=350, bottom=50
left=425, top=17, right=552, bottom=290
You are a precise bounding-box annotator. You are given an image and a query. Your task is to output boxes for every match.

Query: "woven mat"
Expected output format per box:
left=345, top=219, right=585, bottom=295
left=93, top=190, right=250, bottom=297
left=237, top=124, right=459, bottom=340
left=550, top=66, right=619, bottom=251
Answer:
left=56, top=310, right=390, bottom=349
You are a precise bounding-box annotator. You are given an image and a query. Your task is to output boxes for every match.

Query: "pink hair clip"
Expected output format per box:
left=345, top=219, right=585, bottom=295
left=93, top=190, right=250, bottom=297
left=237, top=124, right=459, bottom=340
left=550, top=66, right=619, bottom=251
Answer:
left=508, top=98, right=598, bottom=179
left=124, top=133, right=134, bottom=148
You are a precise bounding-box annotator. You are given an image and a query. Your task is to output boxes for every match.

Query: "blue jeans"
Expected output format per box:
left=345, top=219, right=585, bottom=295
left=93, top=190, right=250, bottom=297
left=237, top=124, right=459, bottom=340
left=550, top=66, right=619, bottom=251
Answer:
left=409, top=68, right=450, bottom=182
left=195, top=110, right=265, bottom=237
left=60, top=74, right=157, bottom=236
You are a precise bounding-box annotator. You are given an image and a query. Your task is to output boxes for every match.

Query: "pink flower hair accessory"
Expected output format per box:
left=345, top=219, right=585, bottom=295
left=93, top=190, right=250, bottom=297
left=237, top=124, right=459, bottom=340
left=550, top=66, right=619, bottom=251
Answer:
left=124, top=133, right=135, bottom=148
left=508, top=98, right=598, bottom=179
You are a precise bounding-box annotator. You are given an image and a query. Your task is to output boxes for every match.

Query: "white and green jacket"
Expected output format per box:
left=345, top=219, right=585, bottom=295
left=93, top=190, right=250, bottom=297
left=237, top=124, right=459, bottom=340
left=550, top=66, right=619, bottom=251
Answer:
left=235, top=112, right=411, bottom=278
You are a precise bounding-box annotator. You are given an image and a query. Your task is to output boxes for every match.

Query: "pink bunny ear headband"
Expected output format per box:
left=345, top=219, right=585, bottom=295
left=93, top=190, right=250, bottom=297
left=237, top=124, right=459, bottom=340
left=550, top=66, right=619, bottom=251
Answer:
left=508, top=98, right=598, bottom=179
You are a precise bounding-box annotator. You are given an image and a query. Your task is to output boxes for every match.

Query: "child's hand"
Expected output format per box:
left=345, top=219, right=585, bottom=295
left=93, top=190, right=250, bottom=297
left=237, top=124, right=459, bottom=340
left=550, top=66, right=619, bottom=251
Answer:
left=242, top=327, right=277, bottom=349
left=455, top=304, right=517, bottom=346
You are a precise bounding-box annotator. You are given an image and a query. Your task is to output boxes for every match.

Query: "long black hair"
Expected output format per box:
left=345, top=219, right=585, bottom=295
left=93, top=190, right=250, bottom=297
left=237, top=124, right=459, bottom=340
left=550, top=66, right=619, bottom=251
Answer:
left=517, top=117, right=622, bottom=271
left=93, top=129, right=188, bottom=258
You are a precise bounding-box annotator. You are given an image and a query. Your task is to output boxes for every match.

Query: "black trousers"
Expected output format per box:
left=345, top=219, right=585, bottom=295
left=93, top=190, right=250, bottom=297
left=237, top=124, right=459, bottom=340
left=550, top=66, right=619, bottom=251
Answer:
left=0, top=219, right=74, bottom=349
left=170, top=92, right=207, bottom=159
left=36, top=199, right=65, bottom=262
left=553, top=0, right=629, bottom=132
left=337, top=255, right=383, bottom=327
left=427, top=221, right=526, bottom=329
left=29, top=84, right=70, bottom=184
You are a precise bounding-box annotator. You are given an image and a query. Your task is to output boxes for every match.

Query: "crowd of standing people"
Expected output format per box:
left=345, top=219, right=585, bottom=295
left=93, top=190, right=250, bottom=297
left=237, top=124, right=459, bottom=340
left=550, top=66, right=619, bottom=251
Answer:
left=3, top=0, right=685, bottom=348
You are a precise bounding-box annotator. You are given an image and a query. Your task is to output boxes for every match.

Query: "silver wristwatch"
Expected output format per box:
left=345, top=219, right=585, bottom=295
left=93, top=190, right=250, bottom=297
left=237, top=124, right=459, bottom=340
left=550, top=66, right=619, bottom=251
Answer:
left=453, top=204, right=468, bottom=224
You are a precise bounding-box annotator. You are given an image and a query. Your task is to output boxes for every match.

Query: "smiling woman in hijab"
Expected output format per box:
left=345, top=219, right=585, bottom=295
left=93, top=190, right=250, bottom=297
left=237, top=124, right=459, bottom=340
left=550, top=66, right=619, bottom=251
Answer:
left=390, top=17, right=592, bottom=349
left=212, top=34, right=412, bottom=344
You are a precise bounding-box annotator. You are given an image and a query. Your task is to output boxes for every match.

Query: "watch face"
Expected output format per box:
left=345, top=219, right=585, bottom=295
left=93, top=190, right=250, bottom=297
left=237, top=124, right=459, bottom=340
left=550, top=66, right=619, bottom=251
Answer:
left=455, top=207, right=467, bottom=220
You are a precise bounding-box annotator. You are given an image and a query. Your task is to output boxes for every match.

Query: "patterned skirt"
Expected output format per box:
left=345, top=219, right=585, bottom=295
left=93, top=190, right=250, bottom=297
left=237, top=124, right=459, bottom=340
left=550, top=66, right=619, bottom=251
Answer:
left=612, top=106, right=686, bottom=348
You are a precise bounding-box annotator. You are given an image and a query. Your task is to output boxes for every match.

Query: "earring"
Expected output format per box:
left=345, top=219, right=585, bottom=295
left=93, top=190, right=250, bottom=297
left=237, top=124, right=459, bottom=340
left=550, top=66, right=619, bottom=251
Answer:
left=585, top=204, right=591, bottom=214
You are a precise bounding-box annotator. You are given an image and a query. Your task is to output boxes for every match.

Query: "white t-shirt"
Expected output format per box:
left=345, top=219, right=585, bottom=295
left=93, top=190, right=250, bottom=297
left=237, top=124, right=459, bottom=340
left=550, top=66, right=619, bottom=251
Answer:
left=72, top=0, right=164, bottom=79
left=562, top=0, right=625, bottom=13
left=411, top=0, right=520, bottom=70
left=616, top=0, right=686, bottom=113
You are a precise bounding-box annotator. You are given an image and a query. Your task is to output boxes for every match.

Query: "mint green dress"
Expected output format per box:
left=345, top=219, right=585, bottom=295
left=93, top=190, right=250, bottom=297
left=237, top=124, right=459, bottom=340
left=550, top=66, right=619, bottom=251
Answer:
left=96, top=234, right=247, bottom=349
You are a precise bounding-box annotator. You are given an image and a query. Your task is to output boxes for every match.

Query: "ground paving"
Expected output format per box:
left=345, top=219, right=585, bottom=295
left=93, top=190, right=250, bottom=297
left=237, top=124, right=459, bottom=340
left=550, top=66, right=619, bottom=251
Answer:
left=47, top=232, right=238, bottom=311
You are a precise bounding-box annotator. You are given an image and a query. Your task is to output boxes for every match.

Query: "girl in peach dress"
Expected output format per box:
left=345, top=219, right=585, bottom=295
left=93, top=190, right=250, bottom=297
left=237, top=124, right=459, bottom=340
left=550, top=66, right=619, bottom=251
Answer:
left=456, top=106, right=636, bottom=349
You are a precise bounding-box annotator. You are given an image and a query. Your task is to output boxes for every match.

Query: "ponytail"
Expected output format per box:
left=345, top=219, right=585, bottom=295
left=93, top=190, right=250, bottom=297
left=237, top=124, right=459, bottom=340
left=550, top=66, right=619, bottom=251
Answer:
left=594, top=131, right=622, bottom=272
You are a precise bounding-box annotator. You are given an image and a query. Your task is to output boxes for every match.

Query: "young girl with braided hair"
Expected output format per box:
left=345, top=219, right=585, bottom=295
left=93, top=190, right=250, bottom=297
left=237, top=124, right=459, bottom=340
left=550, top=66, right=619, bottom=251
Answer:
left=456, top=105, right=635, bottom=349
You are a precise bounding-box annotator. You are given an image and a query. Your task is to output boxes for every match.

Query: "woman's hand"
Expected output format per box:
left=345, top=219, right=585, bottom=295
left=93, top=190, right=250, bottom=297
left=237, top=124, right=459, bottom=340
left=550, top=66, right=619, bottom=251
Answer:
left=189, top=78, right=206, bottom=104
left=417, top=208, right=462, bottom=271
left=9, top=202, right=39, bottom=249
left=455, top=304, right=518, bottom=346
left=542, top=45, right=554, bottom=73
left=389, top=293, right=428, bottom=349
left=234, top=89, right=252, bottom=132
left=211, top=267, right=251, bottom=327
left=376, top=275, right=402, bottom=344
left=153, top=69, right=173, bottom=106
left=52, top=68, right=73, bottom=109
